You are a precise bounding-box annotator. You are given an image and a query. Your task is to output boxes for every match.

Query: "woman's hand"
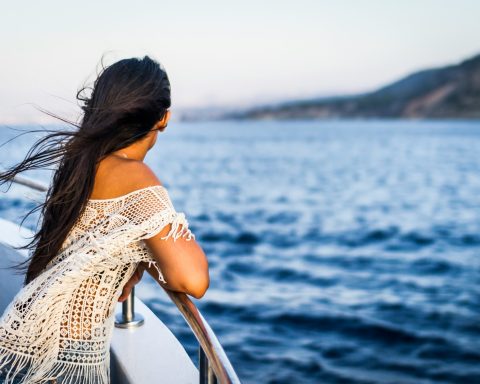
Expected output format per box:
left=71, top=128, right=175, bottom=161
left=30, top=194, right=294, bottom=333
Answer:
left=118, top=262, right=146, bottom=302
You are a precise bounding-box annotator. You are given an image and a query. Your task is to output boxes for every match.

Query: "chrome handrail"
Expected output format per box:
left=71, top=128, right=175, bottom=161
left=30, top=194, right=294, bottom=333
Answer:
left=4, top=174, right=241, bottom=384
left=164, top=290, right=240, bottom=384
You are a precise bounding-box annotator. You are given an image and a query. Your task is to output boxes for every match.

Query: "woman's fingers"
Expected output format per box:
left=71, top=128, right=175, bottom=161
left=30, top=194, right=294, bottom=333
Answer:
left=118, top=285, right=131, bottom=302
left=118, top=264, right=146, bottom=302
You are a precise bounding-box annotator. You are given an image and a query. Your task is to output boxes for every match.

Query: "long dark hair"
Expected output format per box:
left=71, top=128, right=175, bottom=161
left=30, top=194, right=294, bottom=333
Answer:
left=0, top=54, right=171, bottom=285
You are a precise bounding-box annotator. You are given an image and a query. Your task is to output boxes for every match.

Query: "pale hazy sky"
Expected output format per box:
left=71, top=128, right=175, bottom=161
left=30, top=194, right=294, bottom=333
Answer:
left=1, top=0, right=479, bottom=123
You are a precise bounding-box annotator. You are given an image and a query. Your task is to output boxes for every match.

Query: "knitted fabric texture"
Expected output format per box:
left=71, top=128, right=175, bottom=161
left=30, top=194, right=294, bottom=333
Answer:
left=0, top=185, right=195, bottom=383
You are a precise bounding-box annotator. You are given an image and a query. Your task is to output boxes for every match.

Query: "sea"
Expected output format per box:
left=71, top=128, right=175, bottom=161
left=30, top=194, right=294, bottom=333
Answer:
left=0, top=120, right=479, bottom=384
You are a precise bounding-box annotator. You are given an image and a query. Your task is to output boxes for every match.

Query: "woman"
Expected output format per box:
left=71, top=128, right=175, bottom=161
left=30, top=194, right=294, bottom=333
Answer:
left=0, top=55, right=210, bottom=383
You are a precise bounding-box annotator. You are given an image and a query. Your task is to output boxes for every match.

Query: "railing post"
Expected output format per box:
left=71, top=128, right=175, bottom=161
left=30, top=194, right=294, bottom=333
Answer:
left=114, top=286, right=145, bottom=328
left=199, top=346, right=218, bottom=384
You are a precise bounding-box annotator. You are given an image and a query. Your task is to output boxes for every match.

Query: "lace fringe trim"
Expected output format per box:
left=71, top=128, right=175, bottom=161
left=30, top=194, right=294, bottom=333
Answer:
left=159, top=211, right=196, bottom=242
left=144, top=259, right=167, bottom=284
left=0, top=345, right=109, bottom=384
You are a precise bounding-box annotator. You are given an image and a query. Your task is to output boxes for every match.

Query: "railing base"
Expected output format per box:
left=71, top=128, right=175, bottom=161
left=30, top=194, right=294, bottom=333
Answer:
left=114, top=313, right=145, bottom=328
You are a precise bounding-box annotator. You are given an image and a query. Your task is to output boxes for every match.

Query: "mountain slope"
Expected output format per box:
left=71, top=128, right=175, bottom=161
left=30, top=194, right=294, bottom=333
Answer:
left=221, top=53, right=480, bottom=120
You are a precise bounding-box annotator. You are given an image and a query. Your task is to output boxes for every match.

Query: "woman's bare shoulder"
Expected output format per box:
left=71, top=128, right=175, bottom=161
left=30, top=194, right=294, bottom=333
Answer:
left=91, top=157, right=163, bottom=200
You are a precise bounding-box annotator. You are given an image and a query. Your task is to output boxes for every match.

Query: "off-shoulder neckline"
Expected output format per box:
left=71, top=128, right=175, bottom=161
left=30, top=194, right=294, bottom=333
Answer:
left=87, top=185, right=166, bottom=203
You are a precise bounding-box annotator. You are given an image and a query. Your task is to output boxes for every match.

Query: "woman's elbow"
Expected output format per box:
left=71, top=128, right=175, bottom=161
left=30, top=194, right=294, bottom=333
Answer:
left=184, top=272, right=210, bottom=299
left=187, top=273, right=210, bottom=299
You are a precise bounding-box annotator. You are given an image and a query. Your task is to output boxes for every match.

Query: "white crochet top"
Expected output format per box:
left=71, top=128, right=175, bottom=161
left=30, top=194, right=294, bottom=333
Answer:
left=0, top=185, right=195, bottom=383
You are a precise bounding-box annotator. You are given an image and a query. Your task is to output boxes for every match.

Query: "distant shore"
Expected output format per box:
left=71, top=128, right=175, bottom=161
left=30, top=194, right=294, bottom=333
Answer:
left=179, top=53, right=480, bottom=122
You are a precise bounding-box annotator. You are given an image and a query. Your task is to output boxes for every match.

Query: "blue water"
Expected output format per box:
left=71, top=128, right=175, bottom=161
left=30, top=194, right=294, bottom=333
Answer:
left=1, top=120, right=480, bottom=383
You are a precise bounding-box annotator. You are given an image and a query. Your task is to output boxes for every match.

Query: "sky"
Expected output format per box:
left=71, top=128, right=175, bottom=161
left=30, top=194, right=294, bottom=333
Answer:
left=1, top=0, right=479, bottom=124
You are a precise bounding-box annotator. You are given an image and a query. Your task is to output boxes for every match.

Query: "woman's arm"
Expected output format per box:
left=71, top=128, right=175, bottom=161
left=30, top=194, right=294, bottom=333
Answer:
left=116, top=161, right=210, bottom=299
left=143, top=223, right=210, bottom=299
left=117, top=225, right=209, bottom=300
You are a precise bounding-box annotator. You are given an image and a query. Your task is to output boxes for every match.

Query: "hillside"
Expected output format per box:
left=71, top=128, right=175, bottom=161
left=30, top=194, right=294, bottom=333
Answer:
left=215, top=53, right=480, bottom=120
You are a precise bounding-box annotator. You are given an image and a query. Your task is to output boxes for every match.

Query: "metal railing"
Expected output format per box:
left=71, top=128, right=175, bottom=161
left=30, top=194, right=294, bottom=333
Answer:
left=164, top=289, right=240, bottom=384
left=5, top=174, right=241, bottom=384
